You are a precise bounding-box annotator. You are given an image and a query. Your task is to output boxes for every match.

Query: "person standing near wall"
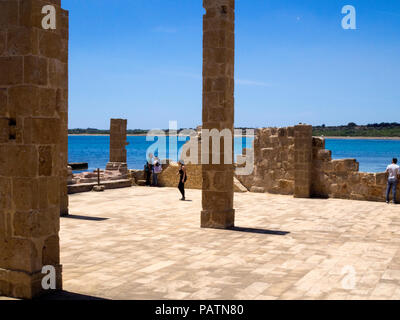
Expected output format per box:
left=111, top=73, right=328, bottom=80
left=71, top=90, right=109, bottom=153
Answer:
left=177, top=161, right=187, bottom=201
left=144, top=161, right=152, bottom=186
left=152, top=157, right=162, bottom=187
left=386, top=158, right=399, bottom=204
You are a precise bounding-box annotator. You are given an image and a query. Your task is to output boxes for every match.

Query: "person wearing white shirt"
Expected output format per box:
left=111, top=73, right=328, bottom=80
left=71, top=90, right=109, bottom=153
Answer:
left=386, top=158, right=399, bottom=204
left=152, top=157, right=162, bottom=187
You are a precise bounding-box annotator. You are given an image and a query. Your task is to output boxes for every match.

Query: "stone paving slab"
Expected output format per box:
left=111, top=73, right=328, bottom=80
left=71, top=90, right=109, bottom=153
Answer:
left=57, top=187, right=400, bottom=299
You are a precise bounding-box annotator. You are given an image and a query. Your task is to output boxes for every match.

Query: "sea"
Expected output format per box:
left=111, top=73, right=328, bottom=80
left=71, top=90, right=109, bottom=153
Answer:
left=68, top=136, right=400, bottom=173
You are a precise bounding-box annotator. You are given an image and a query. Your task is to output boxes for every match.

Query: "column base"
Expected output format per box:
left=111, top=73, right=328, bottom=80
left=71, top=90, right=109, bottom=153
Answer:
left=105, top=162, right=128, bottom=178
left=0, top=265, right=62, bottom=299
left=294, top=186, right=311, bottom=198
left=201, top=209, right=235, bottom=229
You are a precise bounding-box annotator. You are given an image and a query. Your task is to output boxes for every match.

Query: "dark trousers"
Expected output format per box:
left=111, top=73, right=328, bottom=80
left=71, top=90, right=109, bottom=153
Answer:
left=152, top=173, right=158, bottom=186
left=178, top=181, right=185, bottom=198
left=145, top=172, right=151, bottom=186
left=386, top=180, right=398, bottom=203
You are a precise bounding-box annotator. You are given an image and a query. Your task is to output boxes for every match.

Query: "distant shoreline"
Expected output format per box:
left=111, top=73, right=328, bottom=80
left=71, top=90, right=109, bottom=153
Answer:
left=68, top=134, right=148, bottom=136
left=68, top=134, right=400, bottom=140
left=321, top=136, right=400, bottom=140
left=68, top=134, right=253, bottom=137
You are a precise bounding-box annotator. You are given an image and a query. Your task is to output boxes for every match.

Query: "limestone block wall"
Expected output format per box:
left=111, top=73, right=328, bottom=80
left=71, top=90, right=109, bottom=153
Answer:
left=236, top=127, right=296, bottom=195
left=158, top=163, right=202, bottom=190
left=311, top=137, right=399, bottom=203
left=238, top=124, right=398, bottom=203
left=131, top=162, right=247, bottom=193
left=0, top=0, right=67, bottom=298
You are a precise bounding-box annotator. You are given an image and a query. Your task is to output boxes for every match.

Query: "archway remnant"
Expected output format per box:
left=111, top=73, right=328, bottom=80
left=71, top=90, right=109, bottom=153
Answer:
left=201, top=0, right=235, bottom=229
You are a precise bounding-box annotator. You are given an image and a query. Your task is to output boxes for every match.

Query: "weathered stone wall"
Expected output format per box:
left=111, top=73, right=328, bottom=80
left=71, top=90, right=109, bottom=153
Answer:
left=156, top=162, right=246, bottom=192
left=236, top=127, right=296, bottom=195
left=0, top=0, right=67, bottom=298
left=239, top=124, right=399, bottom=203
left=311, top=137, right=399, bottom=203
left=158, top=163, right=202, bottom=189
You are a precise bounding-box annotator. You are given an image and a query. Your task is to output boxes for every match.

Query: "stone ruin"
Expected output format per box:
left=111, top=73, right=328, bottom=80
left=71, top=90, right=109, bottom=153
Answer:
left=68, top=118, right=131, bottom=193
left=0, top=0, right=239, bottom=299
left=236, top=124, right=399, bottom=203
left=1, top=0, right=394, bottom=300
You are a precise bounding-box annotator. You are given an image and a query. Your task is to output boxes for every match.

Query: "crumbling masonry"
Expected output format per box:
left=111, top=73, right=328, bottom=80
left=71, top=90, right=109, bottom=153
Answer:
left=236, top=125, right=400, bottom=203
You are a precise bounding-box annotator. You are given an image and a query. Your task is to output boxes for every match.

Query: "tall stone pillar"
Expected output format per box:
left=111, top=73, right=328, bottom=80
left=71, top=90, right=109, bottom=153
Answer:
left=106, top=119, right=128, bottom=175
left=59, top=5, right=69, bottom=217
left=294, top=124, right=312, bottom=198
left=201, top=0, right=235, bottom=229
left=0, top=0, right=68, bottom=298
left=109, top=118, right=127, bottom=163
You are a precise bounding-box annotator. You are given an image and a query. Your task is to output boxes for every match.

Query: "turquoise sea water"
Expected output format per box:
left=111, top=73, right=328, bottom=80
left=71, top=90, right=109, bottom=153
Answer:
left=68, top=136, right=400, bottom=173
left=325, top=139, right=400, bottom=173
left=68, top=135, right=253, bottom=172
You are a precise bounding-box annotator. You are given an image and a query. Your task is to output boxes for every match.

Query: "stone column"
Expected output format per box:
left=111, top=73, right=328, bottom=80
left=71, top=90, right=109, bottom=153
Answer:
left=106, top=119, right=128, bottom=175
left=201, top=0, right=235, bottom=229
left=0, top=0, right=68, bottom=298
left=109, top=118, right=127, bottom=163
left=59, top=6, right=69, bottom=217
left=294, top=124, right=312, bottom=198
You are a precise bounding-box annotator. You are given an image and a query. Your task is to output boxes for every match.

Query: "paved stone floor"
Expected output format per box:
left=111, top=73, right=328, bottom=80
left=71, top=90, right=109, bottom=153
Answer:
left=53, top=186, right=400, bottom=300
left=3, top=186, right=400, bottom=300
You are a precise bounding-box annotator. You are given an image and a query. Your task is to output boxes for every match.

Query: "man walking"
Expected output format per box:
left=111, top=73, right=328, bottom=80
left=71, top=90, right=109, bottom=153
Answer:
left=386, top=158, right=399, bottom=204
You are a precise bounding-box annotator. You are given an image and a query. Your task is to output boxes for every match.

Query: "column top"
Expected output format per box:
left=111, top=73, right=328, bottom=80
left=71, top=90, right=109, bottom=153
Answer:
left=203, top=0, right=234, bottom=10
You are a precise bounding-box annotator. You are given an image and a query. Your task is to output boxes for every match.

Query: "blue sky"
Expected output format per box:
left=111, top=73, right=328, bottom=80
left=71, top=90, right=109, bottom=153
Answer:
left=64, top=0, right=400, bottom=129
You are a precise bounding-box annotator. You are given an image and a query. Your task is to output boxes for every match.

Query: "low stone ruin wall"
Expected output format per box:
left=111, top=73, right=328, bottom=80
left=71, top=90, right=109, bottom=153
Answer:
left=311, top=137, right=399, bottom=202
left=237, top=125, right=399, bottom=203
left=236, top=127, right=295, bottom=195
left=131, top=162, right=247, bottom=193
left=67, top=163, right=133, bottom=194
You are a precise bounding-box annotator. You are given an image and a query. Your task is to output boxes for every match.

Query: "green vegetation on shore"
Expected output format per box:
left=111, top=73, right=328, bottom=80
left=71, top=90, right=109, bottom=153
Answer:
left=313, top=123, right=400, bottom=137
left=68, top=123, right=400, bottom=137
left=68, top=128, right=149, bottom=135
left=68, top=127, right=254, bottom=135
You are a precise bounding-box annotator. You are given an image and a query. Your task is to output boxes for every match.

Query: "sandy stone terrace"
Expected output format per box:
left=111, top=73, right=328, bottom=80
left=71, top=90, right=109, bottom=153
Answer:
left=57, top=187, right=400, bottom=300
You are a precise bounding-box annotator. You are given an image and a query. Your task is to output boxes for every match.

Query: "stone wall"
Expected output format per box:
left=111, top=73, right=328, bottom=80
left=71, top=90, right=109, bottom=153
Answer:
left=156, top=162, right=246, bottom=192
left=0, top=0, right=67, bottom=298
left=236, top=126, right=296, bottom=195
left=311, top=137, right=399, bottom=203
left=158, top=163, right=202, bottom=190
left=238, top=125, right=399, bottom=203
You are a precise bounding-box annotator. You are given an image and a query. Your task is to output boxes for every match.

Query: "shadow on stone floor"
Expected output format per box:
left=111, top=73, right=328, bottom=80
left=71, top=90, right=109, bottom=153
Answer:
left=61, top=215, right=109, bottom=221
left=228, top=227, right=290, bottom=236
left=34, top=290, right=107, bottom=300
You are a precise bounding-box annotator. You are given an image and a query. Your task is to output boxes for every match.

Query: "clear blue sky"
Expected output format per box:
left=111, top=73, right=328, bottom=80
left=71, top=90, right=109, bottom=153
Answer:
left=64, top=0, right=400, bottom=130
